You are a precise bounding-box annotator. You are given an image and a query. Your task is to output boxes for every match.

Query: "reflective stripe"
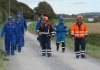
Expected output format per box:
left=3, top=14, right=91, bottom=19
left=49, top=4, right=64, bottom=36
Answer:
left=81, top=51, right=85, bottom=53
left=51, top=32, right=55, bottom=33
left=61, top=41, right=64, bottom=42
left=42, top=52, right=46, bottom=53
left=75, top=51, right=80, bottom=54
left=54, top=28, right=57, bottom=30
left=64, top=24, right=66, bottom=26
left=37, top=30, right=39, bottom=32
left=66, top=33, right=68, bottom=34
left=42, top=32, right=49, bottom=34
left=47, top=49, right=51, bottom=53
left=80, top=34, right=84, bottom=36
left=76, top=54, right=80, bottom=56
left=52, top=34, right=55, bottom=36
left=65, top=29, right=68, bottom=30
left=75, top=34, right=85, bottom=36
left=71, top=31, right=74, bottom=35
left=62, top=47, right=65, bottom=48
left=81, top=53, right=85, bottom=54
left=42, top=50, right=46, bottom=52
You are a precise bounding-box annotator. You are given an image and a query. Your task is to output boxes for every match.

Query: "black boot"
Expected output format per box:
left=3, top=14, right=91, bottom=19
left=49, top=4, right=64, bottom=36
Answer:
left=76, top=55, right=80, bottom=58
left=11, top=53, right=15, bottom=55
left=18, top=50, right=21, bottom=52
left=62, top=48, right=65, bottom=53
left=81, top=54, right=86, bottom=58
left=56, top=46, right=59, bottom=51
left=47, top=53, right=51, bottom=57
left=42, top=53, right=46, bottom=56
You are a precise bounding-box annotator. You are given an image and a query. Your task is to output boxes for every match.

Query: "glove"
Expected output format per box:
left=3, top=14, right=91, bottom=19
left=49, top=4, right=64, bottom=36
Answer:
left=39, top=32, right=42, bottom=35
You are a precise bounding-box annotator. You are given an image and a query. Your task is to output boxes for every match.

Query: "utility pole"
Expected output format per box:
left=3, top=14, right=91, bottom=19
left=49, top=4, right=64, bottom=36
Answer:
left=9, top=0, right=10, bottom=16
left=22, top=6, right=23, bottom=17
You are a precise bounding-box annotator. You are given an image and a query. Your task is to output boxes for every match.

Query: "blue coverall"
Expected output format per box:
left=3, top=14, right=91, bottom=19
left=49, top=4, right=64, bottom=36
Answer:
left=1, top=22, right=17, bottom=54
left=20, top=18, right=27, bottom=46
left=54, top=22, right=68, bottom=50
left=14, top=21, right=24, bottom=51
left=36, top=20, right=42, bottom=46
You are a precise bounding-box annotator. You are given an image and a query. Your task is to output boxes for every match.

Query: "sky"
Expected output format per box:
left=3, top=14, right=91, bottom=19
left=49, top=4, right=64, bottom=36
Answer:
left=17, top=0, right=100, bottom=15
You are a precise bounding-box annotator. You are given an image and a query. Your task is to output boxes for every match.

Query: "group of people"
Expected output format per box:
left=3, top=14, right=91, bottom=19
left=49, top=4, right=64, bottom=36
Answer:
left=1, top=13, right=87, bottom=58
left=36, top=15, right=88, bottom=58
left=1, top=12, right=27, bottom=55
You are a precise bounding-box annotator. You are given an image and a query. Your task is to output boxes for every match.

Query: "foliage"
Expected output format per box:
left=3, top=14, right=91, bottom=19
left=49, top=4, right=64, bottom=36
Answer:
left=34, top=1, right=56, bottom=20
left=0, top=0, right=34, bottom=20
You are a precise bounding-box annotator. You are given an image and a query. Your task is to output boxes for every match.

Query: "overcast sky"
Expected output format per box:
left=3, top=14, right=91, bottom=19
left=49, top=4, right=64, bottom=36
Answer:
left=17, top=0, right=100, bottom=15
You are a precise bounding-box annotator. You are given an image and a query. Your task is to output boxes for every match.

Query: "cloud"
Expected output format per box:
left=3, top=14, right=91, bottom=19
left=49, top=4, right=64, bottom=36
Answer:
left=73, top=2, right=86, bottom=5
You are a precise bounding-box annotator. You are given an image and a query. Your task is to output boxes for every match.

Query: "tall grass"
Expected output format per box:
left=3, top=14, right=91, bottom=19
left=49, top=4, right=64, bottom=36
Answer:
left=0, top=23, right=6, bottom=70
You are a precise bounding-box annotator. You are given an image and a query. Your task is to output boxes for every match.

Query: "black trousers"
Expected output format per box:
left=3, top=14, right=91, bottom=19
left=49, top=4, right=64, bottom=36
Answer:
left=75, top=38, right=86, bottom=55
left=42, top=35, right=51, bottom=54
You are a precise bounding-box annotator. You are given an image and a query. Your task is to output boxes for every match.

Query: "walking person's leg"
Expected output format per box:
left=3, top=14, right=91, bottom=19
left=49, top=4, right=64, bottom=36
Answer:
left=75, top=38, right=80, bottom=58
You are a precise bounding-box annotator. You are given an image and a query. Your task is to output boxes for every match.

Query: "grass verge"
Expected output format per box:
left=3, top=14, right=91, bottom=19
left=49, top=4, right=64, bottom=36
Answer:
left=0, top=23, right=6, bottom=70
left=28, top=22, right=100, bottom=59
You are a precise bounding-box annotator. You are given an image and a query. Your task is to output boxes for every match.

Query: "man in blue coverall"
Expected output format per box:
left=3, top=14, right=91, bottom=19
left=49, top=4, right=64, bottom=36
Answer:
left=17, top=12, right=27, bottom=47
left=36, top=15, right=44, bottom=47
left=1, top=16, right=17, bottom=55
left=54, top=16, right=68, bottom=53
left=14, top=15, right=24, bottom=52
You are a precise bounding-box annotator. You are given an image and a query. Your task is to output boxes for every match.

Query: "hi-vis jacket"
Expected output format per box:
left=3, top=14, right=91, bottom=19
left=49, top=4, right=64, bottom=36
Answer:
left=71, top=23, right=88, bottom=38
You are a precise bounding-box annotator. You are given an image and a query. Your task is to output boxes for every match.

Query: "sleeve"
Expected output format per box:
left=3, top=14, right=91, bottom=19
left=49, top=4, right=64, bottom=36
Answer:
left=71, top=24, right=75, bottom=37
left=64, top=24, right=68, bottom=36
left=39, top=24, right=42, bottom=32
left=49, top=25, right=55, bottom=37
left=24, top=19, right=27, bottom=29
left=22, top=24, right=25, bottom=35
left=53, top=23, right=57, bottom=35
left=84, top=23, right=88, bottom=37
left=36, top=21, right=40, bottom=32
left=1, top=23, right=6, bottom=37
left=14, top=25, right=18, bottom=38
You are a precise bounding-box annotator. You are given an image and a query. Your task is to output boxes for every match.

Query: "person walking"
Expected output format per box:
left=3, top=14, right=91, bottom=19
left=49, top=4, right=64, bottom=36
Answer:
left=71, top=15, right=88, bottom=58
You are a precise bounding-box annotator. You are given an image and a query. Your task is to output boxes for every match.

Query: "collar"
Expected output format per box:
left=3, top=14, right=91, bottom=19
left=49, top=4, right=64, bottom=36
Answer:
left=58, top=22, right=64, bottom=25
left=7, top=23, right=13, bottom=25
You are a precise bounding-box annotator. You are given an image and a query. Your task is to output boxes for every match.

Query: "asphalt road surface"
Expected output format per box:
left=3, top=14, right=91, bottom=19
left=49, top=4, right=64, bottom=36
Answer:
left=5, top=22, right=100, bottom=70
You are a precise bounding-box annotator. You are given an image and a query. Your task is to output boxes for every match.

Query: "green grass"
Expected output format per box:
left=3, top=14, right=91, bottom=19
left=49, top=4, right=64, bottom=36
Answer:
left=28, top=22, right=100, bottom=59
left=51, top=18, right=87, bottom=24
left=0, top=23, right=6, bottom=70
left=28, top=21, right=37, bottom=33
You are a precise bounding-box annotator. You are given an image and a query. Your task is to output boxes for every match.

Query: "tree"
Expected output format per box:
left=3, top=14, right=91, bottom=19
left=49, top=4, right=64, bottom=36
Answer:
left=0, top=0, right=34, bottom=20
left=34, top=1, right=56, bottom=20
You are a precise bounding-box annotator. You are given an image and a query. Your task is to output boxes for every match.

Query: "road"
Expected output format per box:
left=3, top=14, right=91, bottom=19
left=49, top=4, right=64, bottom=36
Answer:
left=5, top=22, right=100, bottom=70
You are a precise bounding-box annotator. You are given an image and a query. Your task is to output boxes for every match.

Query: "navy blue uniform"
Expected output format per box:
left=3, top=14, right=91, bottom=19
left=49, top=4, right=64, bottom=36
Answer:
left=39, top=23, right=54, bottom=55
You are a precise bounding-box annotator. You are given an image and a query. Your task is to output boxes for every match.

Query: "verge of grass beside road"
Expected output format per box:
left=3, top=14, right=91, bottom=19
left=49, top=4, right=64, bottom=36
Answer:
left=28, top=22, right=100, bottom=59
left=0, top=23, right=6, bottom=70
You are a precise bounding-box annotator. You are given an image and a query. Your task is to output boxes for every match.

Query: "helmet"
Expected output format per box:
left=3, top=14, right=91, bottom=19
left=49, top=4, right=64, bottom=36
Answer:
left=59, top=16, right=64, bottom=20
left=77, top=15, right=83, bottom=19
left=40, top=15, right=44, bottom=19
left=17, top=15, right=21, bottom=19
left=8, top=16, right=13, bottom=20
left=42, top=16, right=48, bottom=21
